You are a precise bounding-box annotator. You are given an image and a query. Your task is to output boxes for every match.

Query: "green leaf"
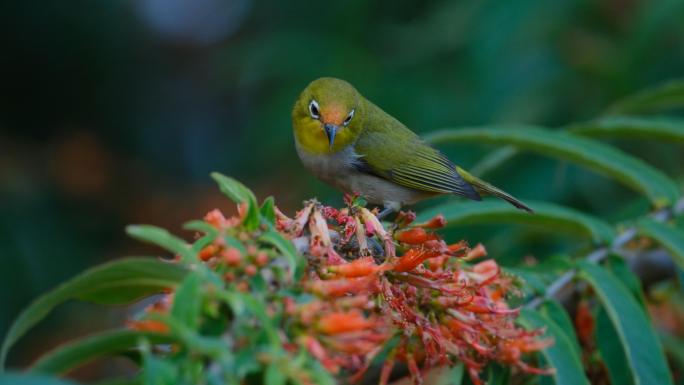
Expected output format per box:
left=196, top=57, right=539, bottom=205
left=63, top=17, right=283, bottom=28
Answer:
left=418, top=200, right=615, bottom=244
left=30, top=330, right=174, bottom=375
left=606, top=78, right=684, bottom=115
left=126, top=225, right=195, bottom=262
left=660, top=333, right=684, bottom=375
left=210, top=172, right=260, bottom=231
left=470, top=146, right=518, bottom=177
left=1, top=258, right=187, bottom=369
left=259, top=230, right=304, bottom=281
left=426, top=126, right=679, bottom=206
left=93, top=377, right=142, bottom=385
left=637, top=218, right=684, bottom=271
left=569, top=117, right=684, bottom=144
left=260, top=196, right=276, bottom=225
left=265, top=363, right=287, bottom=385
left=486, top=364, right=510, bottom=385
left=0, top=373, right=79, bottom=385
left=519, top=308, right=590, bottom=385
left=604, top=255, right=646, bottom=308
left=539, top=300, right=582, bottom=358
left=184, top=220, right=219, bottom=254
left=434, top=363, right=464, bottom=385
left=141, top=340, right=178, bottom=385
left=171, top=272, right=203, bottom=329
left=595, top=308, right=635, bottom=385
left=578, top=262, right=673, bottom=385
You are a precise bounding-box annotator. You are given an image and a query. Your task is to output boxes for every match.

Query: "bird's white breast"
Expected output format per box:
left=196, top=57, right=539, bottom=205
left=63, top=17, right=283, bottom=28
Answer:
left=294, top=139, right=432, bottom=206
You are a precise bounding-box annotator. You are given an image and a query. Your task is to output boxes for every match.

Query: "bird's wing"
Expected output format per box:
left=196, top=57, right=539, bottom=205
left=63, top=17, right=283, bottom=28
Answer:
left=353, top=128, right=480, bottom=200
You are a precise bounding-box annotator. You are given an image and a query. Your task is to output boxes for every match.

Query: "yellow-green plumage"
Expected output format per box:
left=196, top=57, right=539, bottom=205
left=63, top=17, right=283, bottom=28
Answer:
left=292, top=77, right=532, bottom=213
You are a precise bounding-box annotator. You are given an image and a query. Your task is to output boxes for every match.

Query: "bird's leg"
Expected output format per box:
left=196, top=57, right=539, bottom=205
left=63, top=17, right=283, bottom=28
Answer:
left=377, top=207, right=394, bottom=220
left=377, top=201, right=401, bottom=220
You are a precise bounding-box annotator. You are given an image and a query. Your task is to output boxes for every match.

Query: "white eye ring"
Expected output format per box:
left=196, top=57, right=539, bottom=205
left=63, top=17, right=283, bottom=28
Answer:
left=309, top=100, right=320, bottom=119
left=343, top=109, right=355, bottom=126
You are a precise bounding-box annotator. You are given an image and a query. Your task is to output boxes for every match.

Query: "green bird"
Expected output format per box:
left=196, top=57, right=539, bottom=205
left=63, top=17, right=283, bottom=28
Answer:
left=292, top=77, right=532, bottom=216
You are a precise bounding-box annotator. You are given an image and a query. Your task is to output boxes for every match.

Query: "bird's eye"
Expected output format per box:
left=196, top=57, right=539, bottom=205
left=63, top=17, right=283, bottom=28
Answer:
left=309, top=100, right=320, bottom=119
left=343, top=109, right=355, bottom=126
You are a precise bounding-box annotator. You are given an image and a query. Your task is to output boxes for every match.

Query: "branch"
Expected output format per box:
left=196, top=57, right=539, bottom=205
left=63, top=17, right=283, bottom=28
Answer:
left=526, top=196, right=684, bottom=309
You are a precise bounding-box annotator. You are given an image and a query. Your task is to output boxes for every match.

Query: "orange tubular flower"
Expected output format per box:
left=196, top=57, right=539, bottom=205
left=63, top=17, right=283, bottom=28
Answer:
left=318, top=310, right=376, bottom=335
left=395, top=227, right=439, bottom=245
left=464, top=243, right=487, bottom=260
left=328, top=257, right=385, bottom=277
left=392, top=248, right=442, bottom=272
left=309, top=275, right=378, bottom=297
left=416, top=214, right=447, bottom=229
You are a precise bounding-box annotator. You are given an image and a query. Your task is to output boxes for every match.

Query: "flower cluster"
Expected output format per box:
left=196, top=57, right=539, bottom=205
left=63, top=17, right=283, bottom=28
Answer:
left=131, top=194, right=552, bottom=385
left=275, top=196, right=552, bottom=384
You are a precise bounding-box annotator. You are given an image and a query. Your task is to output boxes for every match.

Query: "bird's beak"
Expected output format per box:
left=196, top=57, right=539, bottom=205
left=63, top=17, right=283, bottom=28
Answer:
left=323, top=123, right=338, bottom=149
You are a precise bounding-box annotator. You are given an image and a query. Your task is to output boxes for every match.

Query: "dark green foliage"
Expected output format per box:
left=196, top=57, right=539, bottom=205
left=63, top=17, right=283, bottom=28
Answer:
left=579, top=262, right=672, bottom=385
left=426, top=126, right=679, bottom=206
left=0, top=259, right=187, bottom=368
left=2, top=79, right=684, bottom=384
left=519, top=309, right=589, bottom=385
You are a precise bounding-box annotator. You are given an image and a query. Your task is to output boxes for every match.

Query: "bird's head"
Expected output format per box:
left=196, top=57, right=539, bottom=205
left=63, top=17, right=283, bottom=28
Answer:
left=292, top=77, right=364, bottom=154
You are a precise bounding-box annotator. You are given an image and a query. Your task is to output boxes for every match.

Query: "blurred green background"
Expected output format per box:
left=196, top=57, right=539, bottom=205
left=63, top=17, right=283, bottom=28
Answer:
left=2, top=0, right=684, bottom=378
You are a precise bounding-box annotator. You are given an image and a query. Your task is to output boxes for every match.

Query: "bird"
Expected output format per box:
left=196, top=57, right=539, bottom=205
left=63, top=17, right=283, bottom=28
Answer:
left=291, top=77, right=532, bottom=217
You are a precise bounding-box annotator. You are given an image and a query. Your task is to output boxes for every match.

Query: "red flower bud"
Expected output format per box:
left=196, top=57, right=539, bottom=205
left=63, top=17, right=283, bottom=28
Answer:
left=204, top=209, right=227, bottom=229
left=198, top=244, right=218, bottom=261
left=254, top=252, right=269, bottom=266
left=221, top=247, right=242, bottom=266
left=244, top=264, right=258, bottom=276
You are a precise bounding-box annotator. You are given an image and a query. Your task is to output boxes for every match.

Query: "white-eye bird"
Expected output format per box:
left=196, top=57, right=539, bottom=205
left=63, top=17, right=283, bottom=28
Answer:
left=292, top=77, right=532, bottom=216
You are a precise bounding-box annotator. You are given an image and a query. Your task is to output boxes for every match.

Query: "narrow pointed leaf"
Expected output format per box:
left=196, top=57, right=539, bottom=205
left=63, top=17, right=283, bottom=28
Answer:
left=595, top=308, right=635, bottom=385
left=606, top=78, right=684, bottom=115
left=30, top=330, right=175, bottom=375
left=569, top=117, right=684, bottom=143
left=260, top=196, right=276, bottom=225
left=183, top=220, right=219, bottom=253
left=604, top=255, right=647, bottom=308
left=426, top=127, right=679, bottom=206
left=519, top=308, right=590, bottom=385
left=171, top=272, right=203, bottom=329
left=470, top=146, right=518, bottom=177
left=1, top=258, right=187, bottom=368
left=418, top=200, right=615, bottom=243
left=126, top=225, right=195, bottom=262
left=578, top=262, right=673, bottom=385
left=637, top=218, right=684, bottom=270
left=539, top=300, right=582, bottom=358
left=211, top=172, right=260, bottom=231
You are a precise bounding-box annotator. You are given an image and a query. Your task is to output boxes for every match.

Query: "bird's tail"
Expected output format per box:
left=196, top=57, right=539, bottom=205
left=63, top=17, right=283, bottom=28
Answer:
left=455, top=166, right=533, bottom=212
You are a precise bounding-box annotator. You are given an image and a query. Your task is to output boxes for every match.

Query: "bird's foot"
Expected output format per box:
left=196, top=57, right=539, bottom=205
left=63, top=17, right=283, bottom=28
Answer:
left=377, top=207, right=394, bottom=220
left=377, top=201, right=401, bottom=220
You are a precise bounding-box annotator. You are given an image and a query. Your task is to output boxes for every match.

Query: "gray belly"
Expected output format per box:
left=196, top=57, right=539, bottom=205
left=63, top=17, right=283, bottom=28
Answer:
left=295, top=141, right=433, bottom=206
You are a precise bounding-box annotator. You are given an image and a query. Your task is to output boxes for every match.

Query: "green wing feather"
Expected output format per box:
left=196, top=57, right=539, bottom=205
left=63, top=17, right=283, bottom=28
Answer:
left=354, top=101, right=480, bottom=200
